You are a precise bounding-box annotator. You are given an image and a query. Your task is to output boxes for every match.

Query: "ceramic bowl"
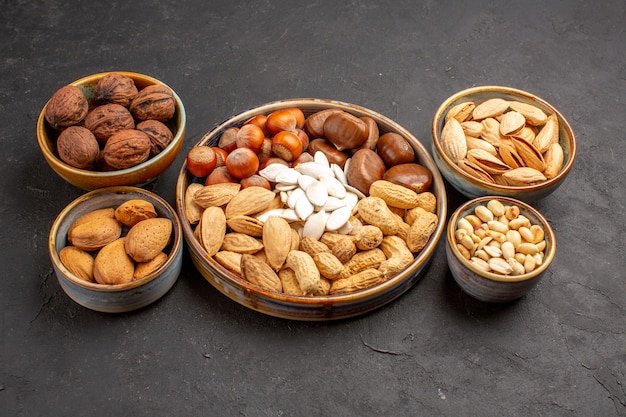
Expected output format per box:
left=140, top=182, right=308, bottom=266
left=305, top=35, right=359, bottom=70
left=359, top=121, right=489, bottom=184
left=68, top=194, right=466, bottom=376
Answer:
left=49, top=186, right=183, bottom=313
left=446, top=196, right=556, bottom=303
left=431, top=86, right=576, bottom=202
left=176, top=98, right=447, bottom=321
left=37, top=71, right=186, bottom=190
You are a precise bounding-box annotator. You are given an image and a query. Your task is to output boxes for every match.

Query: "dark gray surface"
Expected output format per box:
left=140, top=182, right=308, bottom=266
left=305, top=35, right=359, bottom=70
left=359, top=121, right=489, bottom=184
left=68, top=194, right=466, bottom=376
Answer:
left=2, top=1, right=624, bottom=416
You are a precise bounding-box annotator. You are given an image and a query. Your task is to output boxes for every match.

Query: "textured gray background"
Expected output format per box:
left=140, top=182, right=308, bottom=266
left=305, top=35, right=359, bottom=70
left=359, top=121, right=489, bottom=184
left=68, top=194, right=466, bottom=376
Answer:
left=1, top=1, right=624, bottom=416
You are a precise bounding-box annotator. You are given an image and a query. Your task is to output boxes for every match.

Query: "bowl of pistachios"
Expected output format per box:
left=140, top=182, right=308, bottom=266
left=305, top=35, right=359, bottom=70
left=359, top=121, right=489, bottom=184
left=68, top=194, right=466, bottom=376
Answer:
left=431, top=86, right=577, bottom=202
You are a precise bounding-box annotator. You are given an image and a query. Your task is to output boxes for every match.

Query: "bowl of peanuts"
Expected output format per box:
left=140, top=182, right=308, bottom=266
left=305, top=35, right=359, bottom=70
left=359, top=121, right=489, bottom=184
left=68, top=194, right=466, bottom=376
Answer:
left=176, top=98, right=447, bottom=320
left=431, top=86, right=577, bottom=202
left=446, top=196, right=556, bottom=303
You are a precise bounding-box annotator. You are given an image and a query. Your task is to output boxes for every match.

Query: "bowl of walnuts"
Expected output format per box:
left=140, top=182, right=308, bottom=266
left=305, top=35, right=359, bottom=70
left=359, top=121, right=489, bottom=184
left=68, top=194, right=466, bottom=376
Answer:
left=37, top=71, right=186, bottom=190
left=176, top=98, right=447, bottom=320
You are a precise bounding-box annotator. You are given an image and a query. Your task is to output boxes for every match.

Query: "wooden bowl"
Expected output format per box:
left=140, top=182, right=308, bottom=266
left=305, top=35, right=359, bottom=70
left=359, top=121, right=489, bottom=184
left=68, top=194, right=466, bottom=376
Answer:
left=49, top=186, right=183, bottom=312
left=175, top=98, right=447, bottom=321
left=432, top=86, right=576, bottom=202
left=37, top=71, right=186, bottom=190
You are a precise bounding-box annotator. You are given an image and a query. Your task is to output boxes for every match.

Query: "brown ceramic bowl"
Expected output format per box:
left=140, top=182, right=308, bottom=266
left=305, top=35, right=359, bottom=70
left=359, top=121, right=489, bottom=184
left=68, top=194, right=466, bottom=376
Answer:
left=446, top=196, right=556, bottom=303
left=176, top=98, right=447, bottom=321
left=49, top=186, right=183, bottom=313
left=37, top=71, right=186, bottom=190
left=432, top=86, right=576, bottom=202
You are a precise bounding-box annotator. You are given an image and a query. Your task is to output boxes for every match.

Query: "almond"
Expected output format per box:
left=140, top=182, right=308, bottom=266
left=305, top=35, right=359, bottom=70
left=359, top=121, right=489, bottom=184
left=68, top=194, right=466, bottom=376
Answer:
left=59, top=246, right=95, bottom=282
left=94, top=238, right=134, bottom=285
left=124, top=218, right=172, bottom=263
left=114, top=199, right=157, bottom=228
left=69, top=216, right=122, bottom=251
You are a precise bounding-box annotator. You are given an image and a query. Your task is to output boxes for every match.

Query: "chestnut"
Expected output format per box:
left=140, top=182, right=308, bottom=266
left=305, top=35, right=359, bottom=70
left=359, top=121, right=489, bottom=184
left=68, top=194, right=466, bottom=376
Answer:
left=376, top=132, right=415, bottom=168
left=383, top=163, right=432, bottom=193
left=323, top=111, right=369, bottom=150
left=345, top=148, right=386, bottom=195
left=266, top=109, right=298, bottom=135
left=353, top=116, right=380, bottom=152
left=308, top=138, right=349, bottom=168
left=304, top=109, right=343, bottom=138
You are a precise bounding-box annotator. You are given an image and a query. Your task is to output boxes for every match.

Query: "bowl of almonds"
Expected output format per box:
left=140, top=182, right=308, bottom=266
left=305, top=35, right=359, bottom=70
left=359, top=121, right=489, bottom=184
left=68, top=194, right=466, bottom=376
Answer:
left=431, top=86, right=577, bottom=202
left=49, top=186, right=183, bottom=312
left=446, top=196, right=556, bottom=303
left=176, top=98, right=447, bottom=320
left=37, top=71, right=186, bottom=190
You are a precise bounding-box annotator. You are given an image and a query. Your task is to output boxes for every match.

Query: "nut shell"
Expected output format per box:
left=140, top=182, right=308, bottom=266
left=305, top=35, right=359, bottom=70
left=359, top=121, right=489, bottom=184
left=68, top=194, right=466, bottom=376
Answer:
left=129, top=84, right=176, bottom=122
left=56, top=126, right=100, bottom=169
left=345, top=148, right=386, bottom=195
left=93, top=72, right=138, bottom=107
left=102, top=129, right=151, bottom=170
left=136, top=119, right=174, bottom=156
left=45, top=85, right=88, bottom=130
left=84, top=103, right=135, bottom=143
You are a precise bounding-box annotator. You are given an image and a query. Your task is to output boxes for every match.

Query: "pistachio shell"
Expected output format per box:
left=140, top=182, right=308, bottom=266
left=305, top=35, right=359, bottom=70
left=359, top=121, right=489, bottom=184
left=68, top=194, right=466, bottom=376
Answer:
left=445, top=101, right=475, bottom=122
left=472, top=98, right=509, bottom=120
left=480, top=118, right=508, bottom=148
left=508, top=101, right=548, bottom=126
left=467, top=149, right=510, bottom=175
left=499, top=111, right=526, bottom=136
left=511, top=136, right=545, bottom=172
left=466, top=136, right=498, bottom=156
left=457, top=159, right=496, bottom=184
left=534, top=113, right=559, bottom=154
left=543, top=142, right=564, bottom=179
left=440, top=118, right=467, bottom=163
left=501, top=167, right=547, bottom=186
left=498, top=144, right=524, bottom=169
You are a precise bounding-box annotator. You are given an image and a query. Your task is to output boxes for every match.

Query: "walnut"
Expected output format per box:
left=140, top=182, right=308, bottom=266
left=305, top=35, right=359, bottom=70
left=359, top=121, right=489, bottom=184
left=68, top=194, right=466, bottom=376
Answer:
left=84, top=103, right=135, bottom=143
left=45, top=85, right=89, bottom=130
left=93, top=73, right=138, bottom=107
left=56, top=126, right=100, bottom=169
left=130, top=84, right=176, bottom=122
left=136, top=119, right=174, bottom=156
left=102, top=129, right=151, bottom=169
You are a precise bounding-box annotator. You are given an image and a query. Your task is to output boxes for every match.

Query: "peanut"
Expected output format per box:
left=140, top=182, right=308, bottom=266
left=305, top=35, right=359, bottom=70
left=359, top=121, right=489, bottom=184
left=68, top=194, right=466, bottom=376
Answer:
left=285, top=250, right=320, bottom=295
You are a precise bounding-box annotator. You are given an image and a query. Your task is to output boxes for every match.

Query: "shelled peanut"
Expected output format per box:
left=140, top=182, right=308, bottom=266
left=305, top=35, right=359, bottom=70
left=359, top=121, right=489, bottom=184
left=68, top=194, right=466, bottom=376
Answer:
left=183, top=106, right=439, bottom=296
left=440, top=98, right=565, bottom=185
left=452, top=199, right=546, bottom=275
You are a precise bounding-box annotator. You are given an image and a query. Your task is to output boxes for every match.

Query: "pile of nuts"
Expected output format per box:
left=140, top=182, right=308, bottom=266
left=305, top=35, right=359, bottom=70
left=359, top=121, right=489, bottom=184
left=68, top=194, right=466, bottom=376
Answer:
left=184, top=106, right=439, bottom=296
left=44, top=73, right=176, bottom=170
left=440, top=98, right=565, bottom=185
left=453, top=199, right=546, bottom=276
left=59, top=199, right=173, bottom=285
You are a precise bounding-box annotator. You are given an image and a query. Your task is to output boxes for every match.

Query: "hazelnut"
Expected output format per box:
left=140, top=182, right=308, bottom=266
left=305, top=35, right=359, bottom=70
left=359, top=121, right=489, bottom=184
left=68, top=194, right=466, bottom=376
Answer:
left=102, top=129, right=151, bottom=170
left=56, top=126, right=100, bottom=169
left=83, top=103, right=135, bottom=143
left=129, top=84, right=176, bottom=122
left=136, top=119, right=174, bottom=156
left=45, top=85, right=88, bottom=130
left=93, top=73, right=138, bottom=107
